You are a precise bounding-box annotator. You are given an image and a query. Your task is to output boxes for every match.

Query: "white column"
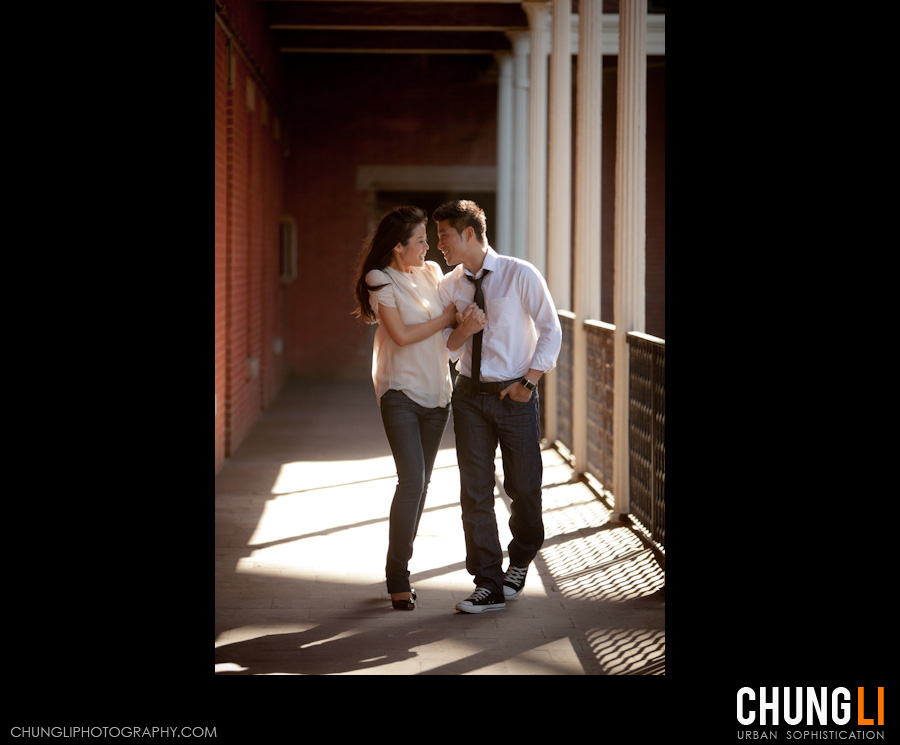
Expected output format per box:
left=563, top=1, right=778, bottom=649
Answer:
left=506, top=30, right=530, bottom=260
left=522, top=1, right=551, bottom=277
left=543, top=0, right=572, bottom=444
left=547, top=0, right=572, bottom=312
left=571, top=0, right=602, bottom=472
left=611, top=0, right=647, bottom=521
left=494, top=52, right=514, bottom=257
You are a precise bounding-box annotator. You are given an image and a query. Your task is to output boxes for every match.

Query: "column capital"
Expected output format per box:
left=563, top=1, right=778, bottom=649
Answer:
left=505, top=29, right=531, bottom=54
left=521, top=0, right=552, bottom=27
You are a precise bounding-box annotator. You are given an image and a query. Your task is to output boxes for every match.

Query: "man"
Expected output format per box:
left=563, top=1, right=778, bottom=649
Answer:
left=435, top=200, right=562, bottom=613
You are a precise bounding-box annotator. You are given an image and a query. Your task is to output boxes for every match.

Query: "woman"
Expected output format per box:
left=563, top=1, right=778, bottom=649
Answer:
left=353, top=206, right=457, bottom=611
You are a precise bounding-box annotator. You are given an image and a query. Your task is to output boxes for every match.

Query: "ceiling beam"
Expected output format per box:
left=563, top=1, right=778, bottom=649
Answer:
left=267, top=1, right=528, bottom=31
left=275, top=28, right=512, bottom=53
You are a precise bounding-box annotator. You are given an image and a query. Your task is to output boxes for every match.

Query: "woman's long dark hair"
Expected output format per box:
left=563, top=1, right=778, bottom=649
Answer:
left=352, top=206, right=427, bottom=324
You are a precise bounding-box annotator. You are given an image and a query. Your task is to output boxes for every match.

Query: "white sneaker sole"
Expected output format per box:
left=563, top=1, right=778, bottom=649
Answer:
left=455, top=601, right=506, bottom=614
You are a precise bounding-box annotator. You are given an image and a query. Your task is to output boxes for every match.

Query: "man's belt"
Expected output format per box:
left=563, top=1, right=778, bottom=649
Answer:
left=455, top=374, right=522, bottom=395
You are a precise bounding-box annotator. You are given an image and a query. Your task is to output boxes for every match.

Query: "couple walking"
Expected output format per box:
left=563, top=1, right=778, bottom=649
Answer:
left=352, top=200, right=562, bottom=613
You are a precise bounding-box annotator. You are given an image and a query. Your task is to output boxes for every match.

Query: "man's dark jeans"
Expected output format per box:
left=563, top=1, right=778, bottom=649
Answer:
left=451, top=382, right=544, bottom=596
left=380, top=389, right=450, bottom=594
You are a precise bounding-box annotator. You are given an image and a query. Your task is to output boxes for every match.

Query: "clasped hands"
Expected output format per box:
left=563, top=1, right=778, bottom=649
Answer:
left=438, top=301, right=487, bottom=333
left=455, top=302, right=487, bottom=335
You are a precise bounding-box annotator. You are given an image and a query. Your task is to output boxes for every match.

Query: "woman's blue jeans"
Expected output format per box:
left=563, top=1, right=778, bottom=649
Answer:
left=451, top=384, right=544, bottom=596
left=380, top=389, right=450, bottom=594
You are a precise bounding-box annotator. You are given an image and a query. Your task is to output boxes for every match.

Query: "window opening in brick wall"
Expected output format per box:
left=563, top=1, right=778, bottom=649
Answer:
left=279, top=216, right=297, bottom=284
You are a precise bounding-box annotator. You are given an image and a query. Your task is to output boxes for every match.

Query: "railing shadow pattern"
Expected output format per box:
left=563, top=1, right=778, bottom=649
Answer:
left=515, top=452, right=665, bottom=675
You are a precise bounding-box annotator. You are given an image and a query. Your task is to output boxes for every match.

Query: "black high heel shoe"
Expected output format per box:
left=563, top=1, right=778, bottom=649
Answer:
left=391, top=589, right=417, bottom=611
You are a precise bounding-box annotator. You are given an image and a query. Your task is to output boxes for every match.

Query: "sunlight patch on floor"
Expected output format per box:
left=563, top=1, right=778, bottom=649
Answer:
left=270, top=446, right=459, bottom=497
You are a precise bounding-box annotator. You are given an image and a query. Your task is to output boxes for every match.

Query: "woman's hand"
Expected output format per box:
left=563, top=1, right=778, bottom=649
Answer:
left=441, top=302, right=458, bottom=328
left=456, top=303, right=487, bottom=336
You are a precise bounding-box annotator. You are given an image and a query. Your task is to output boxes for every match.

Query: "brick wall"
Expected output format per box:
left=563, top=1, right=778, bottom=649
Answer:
left=215, top=13, right=287, bottom=476
left=215, top=22, right=228, bottom=475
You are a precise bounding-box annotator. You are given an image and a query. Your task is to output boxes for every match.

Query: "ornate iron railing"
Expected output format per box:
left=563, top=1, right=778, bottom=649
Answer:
left=626, top=332, right=665, bottom=548
left=586, top=321, right=615, bottom=489
left=548, top=314, right=665, bottom=552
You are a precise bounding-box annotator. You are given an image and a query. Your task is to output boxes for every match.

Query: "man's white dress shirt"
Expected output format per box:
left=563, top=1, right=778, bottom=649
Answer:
left=439, top=246, right=562, bottom=382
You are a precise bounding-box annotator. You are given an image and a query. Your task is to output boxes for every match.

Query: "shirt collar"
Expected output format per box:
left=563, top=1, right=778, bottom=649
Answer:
left=464, top=245, right=498, bottom=280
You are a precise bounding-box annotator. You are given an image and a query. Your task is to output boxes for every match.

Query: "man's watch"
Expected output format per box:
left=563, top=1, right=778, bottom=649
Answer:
left=520, top=377, right=536, bottom=392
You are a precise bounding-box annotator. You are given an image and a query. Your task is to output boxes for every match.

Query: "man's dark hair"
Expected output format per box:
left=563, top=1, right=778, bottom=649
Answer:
left=432, top=200, right=487, bottom=244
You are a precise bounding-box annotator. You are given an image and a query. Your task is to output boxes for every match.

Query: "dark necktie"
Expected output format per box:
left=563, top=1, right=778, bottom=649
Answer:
left=466, top=270, right=490, bottom=386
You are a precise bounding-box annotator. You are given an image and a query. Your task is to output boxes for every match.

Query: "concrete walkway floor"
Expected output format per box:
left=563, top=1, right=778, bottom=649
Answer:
left=215, top=377, right=665, bottom=675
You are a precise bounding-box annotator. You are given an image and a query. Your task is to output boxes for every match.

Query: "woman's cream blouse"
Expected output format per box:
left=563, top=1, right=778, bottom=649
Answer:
left=366, top=261, right=451, bottom=408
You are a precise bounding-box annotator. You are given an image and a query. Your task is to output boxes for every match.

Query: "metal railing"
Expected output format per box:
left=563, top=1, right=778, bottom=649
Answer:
left=586, top=321, right=615, bottom=489
left=627, top=332, right=665, bottom=549
left=549, top=314, right=665, bottom=551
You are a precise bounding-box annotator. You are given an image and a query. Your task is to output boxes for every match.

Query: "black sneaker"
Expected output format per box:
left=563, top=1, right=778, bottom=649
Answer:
left=503, top=565, right=528, bottom=599
left=455, top=587, right=506, bottom=613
